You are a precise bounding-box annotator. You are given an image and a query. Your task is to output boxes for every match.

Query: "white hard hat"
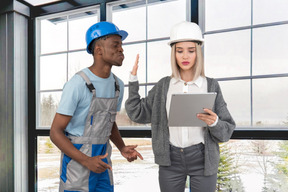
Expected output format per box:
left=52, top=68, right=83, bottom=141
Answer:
left=168, top=21, right=204, bottom=46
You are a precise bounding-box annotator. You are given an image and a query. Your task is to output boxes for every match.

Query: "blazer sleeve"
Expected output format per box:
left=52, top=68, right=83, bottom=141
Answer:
left=125, top=81, right=155, bottom=124
left=208, top=80, right=236, bottom=143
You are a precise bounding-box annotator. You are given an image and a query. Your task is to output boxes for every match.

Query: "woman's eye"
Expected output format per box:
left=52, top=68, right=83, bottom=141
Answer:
left=177, top=51, right=183, bottom=53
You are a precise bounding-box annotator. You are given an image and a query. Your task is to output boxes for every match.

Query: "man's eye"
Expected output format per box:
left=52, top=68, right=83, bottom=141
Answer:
left=114, top=44, right=121, bottom=48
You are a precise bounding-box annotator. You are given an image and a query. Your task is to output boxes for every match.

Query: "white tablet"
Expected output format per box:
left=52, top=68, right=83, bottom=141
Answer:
left=168, top=92, right=217, bottom=127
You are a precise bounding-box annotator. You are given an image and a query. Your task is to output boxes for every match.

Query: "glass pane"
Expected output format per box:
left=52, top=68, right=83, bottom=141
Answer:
left=37, top=137, right=288, bottom=191
left=112, top=43, right=146, bottom=85
left=40, top=54, right=67, bottom=90
left=112, top=2, right=146, bottom=42
left=253, top=0, right=288, bottom=25
left=39, top=92, right=62, bottom=128
left=40, top=17, right=67, bottom=54
left=147, top=40, right=171, bottom=83
left=37, top=136, right=60, bottom=192
left=112, top=138, right=160, bottom=192
left=147, top=85, right=156, bottom=96
left=68, top=11, right=99, bottom=51
left=204, top=30, right=251, bottom=78
left=147, top=0, right=186, bottom=39
left=223, top=140, right=288, bottom=191
left=205, top=0, right=251, bottom=31
left=68, top=51, right=93, bottom=80
left=252, top=24, right=288, bottom=75
left=117, top=86, right=147, bottom=127
left=253, top=77, right=288, bottom=127
left=219, top=80, right=251, bottom=126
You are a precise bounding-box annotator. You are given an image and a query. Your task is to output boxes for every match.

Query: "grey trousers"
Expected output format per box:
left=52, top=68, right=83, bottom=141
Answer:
left=159, top=143, right=217, bottom=192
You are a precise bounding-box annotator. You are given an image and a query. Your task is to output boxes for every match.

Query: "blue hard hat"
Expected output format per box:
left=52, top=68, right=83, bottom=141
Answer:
left=85, top=21, right=128, bottom=54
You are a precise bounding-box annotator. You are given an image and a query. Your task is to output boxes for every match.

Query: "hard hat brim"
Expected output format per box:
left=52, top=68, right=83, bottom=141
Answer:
left=117, top=30, right=128, bottom=41
left=168, top=38, right=204, bottom=46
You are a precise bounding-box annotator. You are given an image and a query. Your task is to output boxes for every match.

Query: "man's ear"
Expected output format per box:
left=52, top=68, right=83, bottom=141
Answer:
left=94, top=45, right=103, bottom=55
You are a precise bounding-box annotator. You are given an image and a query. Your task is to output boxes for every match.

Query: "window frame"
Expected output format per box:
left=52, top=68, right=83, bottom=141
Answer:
left=35, top=5, right=100, bottom=130
left=28, top=0, right=288, bottom=191
left=199, top=0, right=288, bottom=131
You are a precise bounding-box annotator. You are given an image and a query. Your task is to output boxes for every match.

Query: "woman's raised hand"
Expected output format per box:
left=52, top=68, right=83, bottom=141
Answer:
left=131, top=54, right=139, bottom=76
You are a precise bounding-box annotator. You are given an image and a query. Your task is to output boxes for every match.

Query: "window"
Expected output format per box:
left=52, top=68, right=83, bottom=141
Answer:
left=35, top=6, right=100, bottom=191
left=252, top=24, right=288, bottom=76
left=204, top=30, right=251, bottom=78
left=32, top=0, right=288, bottom=191
left=203, top=0, right=288, bottom=128
left=108, top=0, right=189, bottom=128
left=37, top=136, right=288, bottom=191
left=36, top=6, right=99, bottom=130
left=253, top=77, right=288, bottom=126
left=37, top=136, right=61, bottom=191
left=35, top=1, right=190, bottom=190
left=218, top=80, right=251, bottom=126
left=205, top=0, right=251, bottom=31
left=37, top=137, right=158, bottom=192
left=253, top=0, right=288, bottom=25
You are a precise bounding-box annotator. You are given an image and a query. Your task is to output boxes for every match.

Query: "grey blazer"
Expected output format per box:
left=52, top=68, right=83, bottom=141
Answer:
left=125, top=76, right=236, bottom=176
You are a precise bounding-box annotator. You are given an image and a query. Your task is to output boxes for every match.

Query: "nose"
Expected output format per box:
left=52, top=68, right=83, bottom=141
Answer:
left=183, top=51, right=188, bottom=59
left=119, top=46, right=123, bottom=52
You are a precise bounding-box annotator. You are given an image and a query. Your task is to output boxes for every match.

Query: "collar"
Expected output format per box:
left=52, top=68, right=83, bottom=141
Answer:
left=171, top=76, right=204, bottom=88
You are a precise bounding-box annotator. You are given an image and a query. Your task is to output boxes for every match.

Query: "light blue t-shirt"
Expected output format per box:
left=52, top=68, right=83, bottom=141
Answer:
left=56, top=68, right=124, bottom=136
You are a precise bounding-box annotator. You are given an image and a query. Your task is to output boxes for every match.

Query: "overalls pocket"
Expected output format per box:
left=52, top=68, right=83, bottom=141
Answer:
left=60, top=143, right=90, bottom=190
left=104, top=111, right=116, bottom=137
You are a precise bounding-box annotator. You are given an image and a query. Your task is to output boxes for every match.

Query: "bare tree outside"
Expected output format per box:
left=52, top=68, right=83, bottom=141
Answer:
left=41, top=94, right=58, bottom=127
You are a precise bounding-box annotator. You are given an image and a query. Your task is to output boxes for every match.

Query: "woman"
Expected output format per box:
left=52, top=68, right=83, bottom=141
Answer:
left=125, top=21, right=235, bottom=192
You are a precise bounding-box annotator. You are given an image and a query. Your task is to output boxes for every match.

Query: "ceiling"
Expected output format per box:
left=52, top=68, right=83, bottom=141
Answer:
left=20, top=0, right=61, bottom=6
left=16, top=0, right=170, bottom=17
left=16, top=0, right=107, bottom=17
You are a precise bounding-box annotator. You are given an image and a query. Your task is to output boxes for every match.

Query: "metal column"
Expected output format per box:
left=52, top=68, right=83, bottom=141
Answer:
left=0, top=0, right=30, bottom=191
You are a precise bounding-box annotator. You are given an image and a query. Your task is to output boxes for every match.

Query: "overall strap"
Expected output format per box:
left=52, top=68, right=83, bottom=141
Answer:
left=76, top=71, right=96, bottom=97
left=113, top=74, right=120, bottom=97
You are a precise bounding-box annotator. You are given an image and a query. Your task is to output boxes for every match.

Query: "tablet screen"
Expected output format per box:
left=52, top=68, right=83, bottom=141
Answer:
left=168, top=92, right=217, bottom=127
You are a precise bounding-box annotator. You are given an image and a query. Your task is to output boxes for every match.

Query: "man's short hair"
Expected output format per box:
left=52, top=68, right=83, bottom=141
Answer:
left=89, top=35, right=111, bottom=55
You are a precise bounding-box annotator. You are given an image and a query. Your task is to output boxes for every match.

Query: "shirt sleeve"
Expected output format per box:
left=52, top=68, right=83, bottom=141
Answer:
left=129, top=72, right=138, bottom=82
left=208, top=115, right=219, bottom=127
left=208, top=78, right=236, bottom=142
left=56, top=75, right=84, bottom=116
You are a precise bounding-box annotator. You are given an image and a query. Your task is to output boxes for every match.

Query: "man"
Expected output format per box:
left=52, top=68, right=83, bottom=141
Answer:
left=50, top=21, right=143, bottom=192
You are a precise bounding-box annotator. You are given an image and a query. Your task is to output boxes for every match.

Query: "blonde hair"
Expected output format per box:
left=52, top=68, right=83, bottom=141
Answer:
left=170, top=42, right=205, bottom=80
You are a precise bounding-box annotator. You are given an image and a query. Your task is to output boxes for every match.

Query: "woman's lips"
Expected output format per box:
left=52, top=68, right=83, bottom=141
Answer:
left=182, top=61, right=190, bottom=65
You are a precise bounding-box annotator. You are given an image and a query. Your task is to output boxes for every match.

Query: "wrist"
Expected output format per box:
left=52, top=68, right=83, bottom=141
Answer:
left=209, top=116, right=219, bottom=127
left=119, top=145, right=126, bottom=153
left=129, top=73, right=138, bottom=82
left=79, top=154, right=90, bottom=167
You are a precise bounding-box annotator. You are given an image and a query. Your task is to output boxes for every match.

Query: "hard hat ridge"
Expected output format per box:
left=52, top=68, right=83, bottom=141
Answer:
left=86, top=21, right=128, bottom=54
left=168, top=21, right=204, bottom=46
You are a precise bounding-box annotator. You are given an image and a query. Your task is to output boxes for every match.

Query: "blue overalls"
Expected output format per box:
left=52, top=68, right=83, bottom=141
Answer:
left=59, top=71, right=120, bottom=192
